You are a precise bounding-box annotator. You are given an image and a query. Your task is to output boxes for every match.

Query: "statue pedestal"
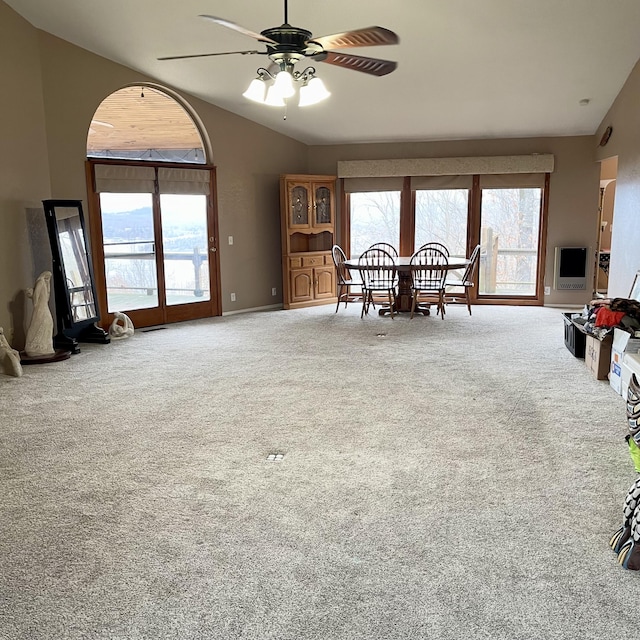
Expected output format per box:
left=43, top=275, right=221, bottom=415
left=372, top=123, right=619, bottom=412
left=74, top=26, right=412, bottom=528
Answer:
left=20, top=349, right=72, bottom=365
left=54, top=323, right=110, bottom=355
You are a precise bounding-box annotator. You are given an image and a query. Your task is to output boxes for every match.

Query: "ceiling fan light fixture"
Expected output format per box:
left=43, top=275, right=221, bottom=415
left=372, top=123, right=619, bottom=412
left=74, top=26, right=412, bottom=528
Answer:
left=242, top=77, right=267, bottom=103
left=160, top=5, right=399, bottom=113
left=298, top=76, right=331, bottom=106
left=160, top=5, right=398, bottom=114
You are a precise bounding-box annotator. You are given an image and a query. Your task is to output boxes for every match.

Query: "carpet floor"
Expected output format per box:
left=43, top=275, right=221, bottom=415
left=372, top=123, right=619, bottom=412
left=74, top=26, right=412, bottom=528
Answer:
left=1, top=304, right=639, bottom=639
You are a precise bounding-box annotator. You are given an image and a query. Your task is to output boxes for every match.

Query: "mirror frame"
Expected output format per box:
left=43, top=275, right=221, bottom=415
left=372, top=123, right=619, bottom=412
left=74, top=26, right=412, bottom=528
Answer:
left=43, top=199, right=109, bottom=353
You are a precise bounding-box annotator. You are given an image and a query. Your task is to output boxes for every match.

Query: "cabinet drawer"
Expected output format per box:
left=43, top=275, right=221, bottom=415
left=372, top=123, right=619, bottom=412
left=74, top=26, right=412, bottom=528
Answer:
left=302, top=255, right=324, bottom=267
left=289, top=257, right=303, bottom=269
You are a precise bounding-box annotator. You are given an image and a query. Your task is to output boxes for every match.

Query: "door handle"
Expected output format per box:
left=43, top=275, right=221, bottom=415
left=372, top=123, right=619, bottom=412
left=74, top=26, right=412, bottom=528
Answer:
left=210, top=246, right=217, bottom=253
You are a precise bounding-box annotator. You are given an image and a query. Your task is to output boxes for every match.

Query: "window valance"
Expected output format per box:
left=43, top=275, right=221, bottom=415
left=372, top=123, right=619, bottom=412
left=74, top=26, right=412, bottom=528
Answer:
left=93, top=164, right=211, bottom=195
left=337, top=154, right=554, bottom=178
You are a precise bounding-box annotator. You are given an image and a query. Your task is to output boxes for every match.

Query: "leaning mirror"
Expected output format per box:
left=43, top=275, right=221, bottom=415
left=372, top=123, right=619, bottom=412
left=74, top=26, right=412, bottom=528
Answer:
left=43, top=199, right=109, bottom=353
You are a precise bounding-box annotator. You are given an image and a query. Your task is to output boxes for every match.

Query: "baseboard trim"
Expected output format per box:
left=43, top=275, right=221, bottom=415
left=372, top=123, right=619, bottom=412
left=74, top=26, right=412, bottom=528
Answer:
left=222, top=303, right=283, bottom=316
left=544, top=303, right=586, bottom=310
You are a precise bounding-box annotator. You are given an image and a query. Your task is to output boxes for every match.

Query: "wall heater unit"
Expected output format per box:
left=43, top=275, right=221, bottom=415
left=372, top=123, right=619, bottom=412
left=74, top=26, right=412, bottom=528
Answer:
left=554, top=247, right=588, bottom=290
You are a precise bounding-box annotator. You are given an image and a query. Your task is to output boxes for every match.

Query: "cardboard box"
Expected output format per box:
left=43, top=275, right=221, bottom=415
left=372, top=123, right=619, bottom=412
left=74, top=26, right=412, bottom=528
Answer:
left=622, top=353, right=640, bottom=400
left=585, top=333, right=613, bottom=380
left=610, top=328, right=640, bottom=394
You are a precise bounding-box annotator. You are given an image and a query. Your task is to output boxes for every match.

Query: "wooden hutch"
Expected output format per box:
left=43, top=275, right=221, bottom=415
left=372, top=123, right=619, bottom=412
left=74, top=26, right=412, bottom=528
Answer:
left=280, top=174, right=338, bottom=309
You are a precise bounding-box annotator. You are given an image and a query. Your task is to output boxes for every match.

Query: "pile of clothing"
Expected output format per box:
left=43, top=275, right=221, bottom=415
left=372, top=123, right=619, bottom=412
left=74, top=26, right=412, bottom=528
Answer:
left=573, top=297, right=640, bottom=340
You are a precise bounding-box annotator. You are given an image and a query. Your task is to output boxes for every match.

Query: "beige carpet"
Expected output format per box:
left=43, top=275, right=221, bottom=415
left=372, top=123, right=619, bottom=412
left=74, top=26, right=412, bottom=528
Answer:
left=1, top=304, right=639, bottom=639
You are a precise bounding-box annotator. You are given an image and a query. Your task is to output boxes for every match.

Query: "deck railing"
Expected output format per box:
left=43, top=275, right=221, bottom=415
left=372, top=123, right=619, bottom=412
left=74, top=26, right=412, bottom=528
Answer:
left=103, top=242, right=209, bottom=303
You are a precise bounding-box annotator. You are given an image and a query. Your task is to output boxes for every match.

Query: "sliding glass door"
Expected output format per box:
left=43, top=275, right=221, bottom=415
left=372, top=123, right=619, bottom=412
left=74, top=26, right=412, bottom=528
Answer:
left=478, top=186, right=543, bottom=298
left=88, top=162, right=220, bottom=328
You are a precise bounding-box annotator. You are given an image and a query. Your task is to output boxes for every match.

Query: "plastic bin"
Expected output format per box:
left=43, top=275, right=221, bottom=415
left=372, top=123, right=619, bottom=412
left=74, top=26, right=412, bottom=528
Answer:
left=563, top=312, right=586, bottom=358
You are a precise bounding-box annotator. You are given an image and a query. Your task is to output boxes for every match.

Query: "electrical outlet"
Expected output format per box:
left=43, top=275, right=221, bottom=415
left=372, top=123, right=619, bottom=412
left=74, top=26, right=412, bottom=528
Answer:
left=272, top=287, right=277, bottom=296
left=544, top=286, right=551, bottom=295
left=230, top=292, right=236, bottom=302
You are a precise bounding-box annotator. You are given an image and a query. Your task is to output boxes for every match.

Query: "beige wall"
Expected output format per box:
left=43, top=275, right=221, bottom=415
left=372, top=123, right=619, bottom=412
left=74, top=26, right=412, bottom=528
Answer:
left=309, top=136, right=601, bottom=307
left=0, top=2, right=52, bottom=344
left=595, top=58, right=640, bottom=298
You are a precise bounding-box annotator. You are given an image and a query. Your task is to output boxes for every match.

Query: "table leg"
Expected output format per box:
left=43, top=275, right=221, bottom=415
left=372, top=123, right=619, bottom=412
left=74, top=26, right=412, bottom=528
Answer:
left=377, top=272, right=431, bottom=316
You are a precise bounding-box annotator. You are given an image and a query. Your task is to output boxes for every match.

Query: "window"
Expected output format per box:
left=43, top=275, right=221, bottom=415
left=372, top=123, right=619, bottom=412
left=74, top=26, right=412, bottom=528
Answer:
left=99, top=192, right=159, bottom=312
left=87, top=86, right=205, bottom=164
left=159, top=194, right=210, bottom=306
left=414, top=189, right=468, bottom=257
left=349, top=191, right=401, bottom=257
left=478, top=187, right=542, bottom=297
left=344, top=171, right=548, bottom=304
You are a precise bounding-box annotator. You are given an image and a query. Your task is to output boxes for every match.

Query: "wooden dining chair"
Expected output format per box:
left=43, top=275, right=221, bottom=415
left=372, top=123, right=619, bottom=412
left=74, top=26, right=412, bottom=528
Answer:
left=358, top=247, right=398, bottom=318
left=331, top=244, right=363, bottom=312
left=418, top=242, right=450, bottom=257
left=409, top=246, right=449, bottom=319
left=444, top=244, right=481, bottom=315
left=368, top=242, right=398, bottom=258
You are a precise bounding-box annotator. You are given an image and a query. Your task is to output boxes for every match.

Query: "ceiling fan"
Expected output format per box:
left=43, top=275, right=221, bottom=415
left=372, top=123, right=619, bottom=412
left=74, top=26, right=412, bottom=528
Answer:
left=158, top=0, right=399, bottom=107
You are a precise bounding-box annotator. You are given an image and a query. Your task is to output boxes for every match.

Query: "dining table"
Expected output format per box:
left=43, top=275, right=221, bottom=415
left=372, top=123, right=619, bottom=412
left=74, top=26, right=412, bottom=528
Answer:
left=344, top=255, right=471, bottom=315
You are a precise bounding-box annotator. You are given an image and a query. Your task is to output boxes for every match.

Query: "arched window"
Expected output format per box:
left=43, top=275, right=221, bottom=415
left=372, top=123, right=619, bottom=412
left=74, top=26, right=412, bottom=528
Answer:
left=87, top=85, right=206, bottom=164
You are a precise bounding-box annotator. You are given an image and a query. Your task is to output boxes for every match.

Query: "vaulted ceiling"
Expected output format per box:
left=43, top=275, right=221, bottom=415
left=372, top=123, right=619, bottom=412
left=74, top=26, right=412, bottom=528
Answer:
left=7, top=0, right=640, bottom=145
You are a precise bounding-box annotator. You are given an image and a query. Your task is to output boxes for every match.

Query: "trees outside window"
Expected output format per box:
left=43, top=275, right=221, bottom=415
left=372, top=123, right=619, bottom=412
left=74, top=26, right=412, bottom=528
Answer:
left=414, top=190, right=468, bottom=257
left=349, top=191, right=400, bottom=257
left=479, top=188, right=541, bottom=296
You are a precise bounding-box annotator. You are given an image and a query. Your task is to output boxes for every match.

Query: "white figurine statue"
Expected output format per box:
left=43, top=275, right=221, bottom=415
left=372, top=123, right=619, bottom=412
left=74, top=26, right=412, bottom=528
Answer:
left=109, top=311, right=134, bottom=339
left=0, top=327, right=23, bottom=377
left=24, top=271, right=55, bottom=357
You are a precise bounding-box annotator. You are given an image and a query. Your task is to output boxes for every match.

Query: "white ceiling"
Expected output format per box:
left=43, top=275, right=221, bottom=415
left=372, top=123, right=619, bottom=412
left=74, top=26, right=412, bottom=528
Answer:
left=7, top=0, right=640, bottom=145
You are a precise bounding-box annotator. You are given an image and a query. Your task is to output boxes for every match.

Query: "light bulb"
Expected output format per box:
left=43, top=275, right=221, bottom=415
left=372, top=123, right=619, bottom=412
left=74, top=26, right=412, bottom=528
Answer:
left=264, top=84, right=286, bottom=107
left=242, top=78, right=266, bottom=103
left=273, top=71, right=295, bottom=98
left=298, top=77, right=331, bottom=106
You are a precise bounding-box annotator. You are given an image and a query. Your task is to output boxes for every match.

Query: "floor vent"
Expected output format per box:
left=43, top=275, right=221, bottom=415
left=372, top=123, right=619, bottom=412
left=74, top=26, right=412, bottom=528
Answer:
left=266, top=453, right=285, bottom=462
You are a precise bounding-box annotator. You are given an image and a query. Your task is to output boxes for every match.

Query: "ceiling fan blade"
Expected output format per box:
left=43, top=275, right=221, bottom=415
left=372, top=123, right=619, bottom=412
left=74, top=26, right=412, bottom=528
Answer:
left=315, top=51, right=397, bottom=77
left=158, top=50, right=261, bottom=61
left=309, top=26, right=398, bottom=50
left=199, top=14, right=278, bottom=44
